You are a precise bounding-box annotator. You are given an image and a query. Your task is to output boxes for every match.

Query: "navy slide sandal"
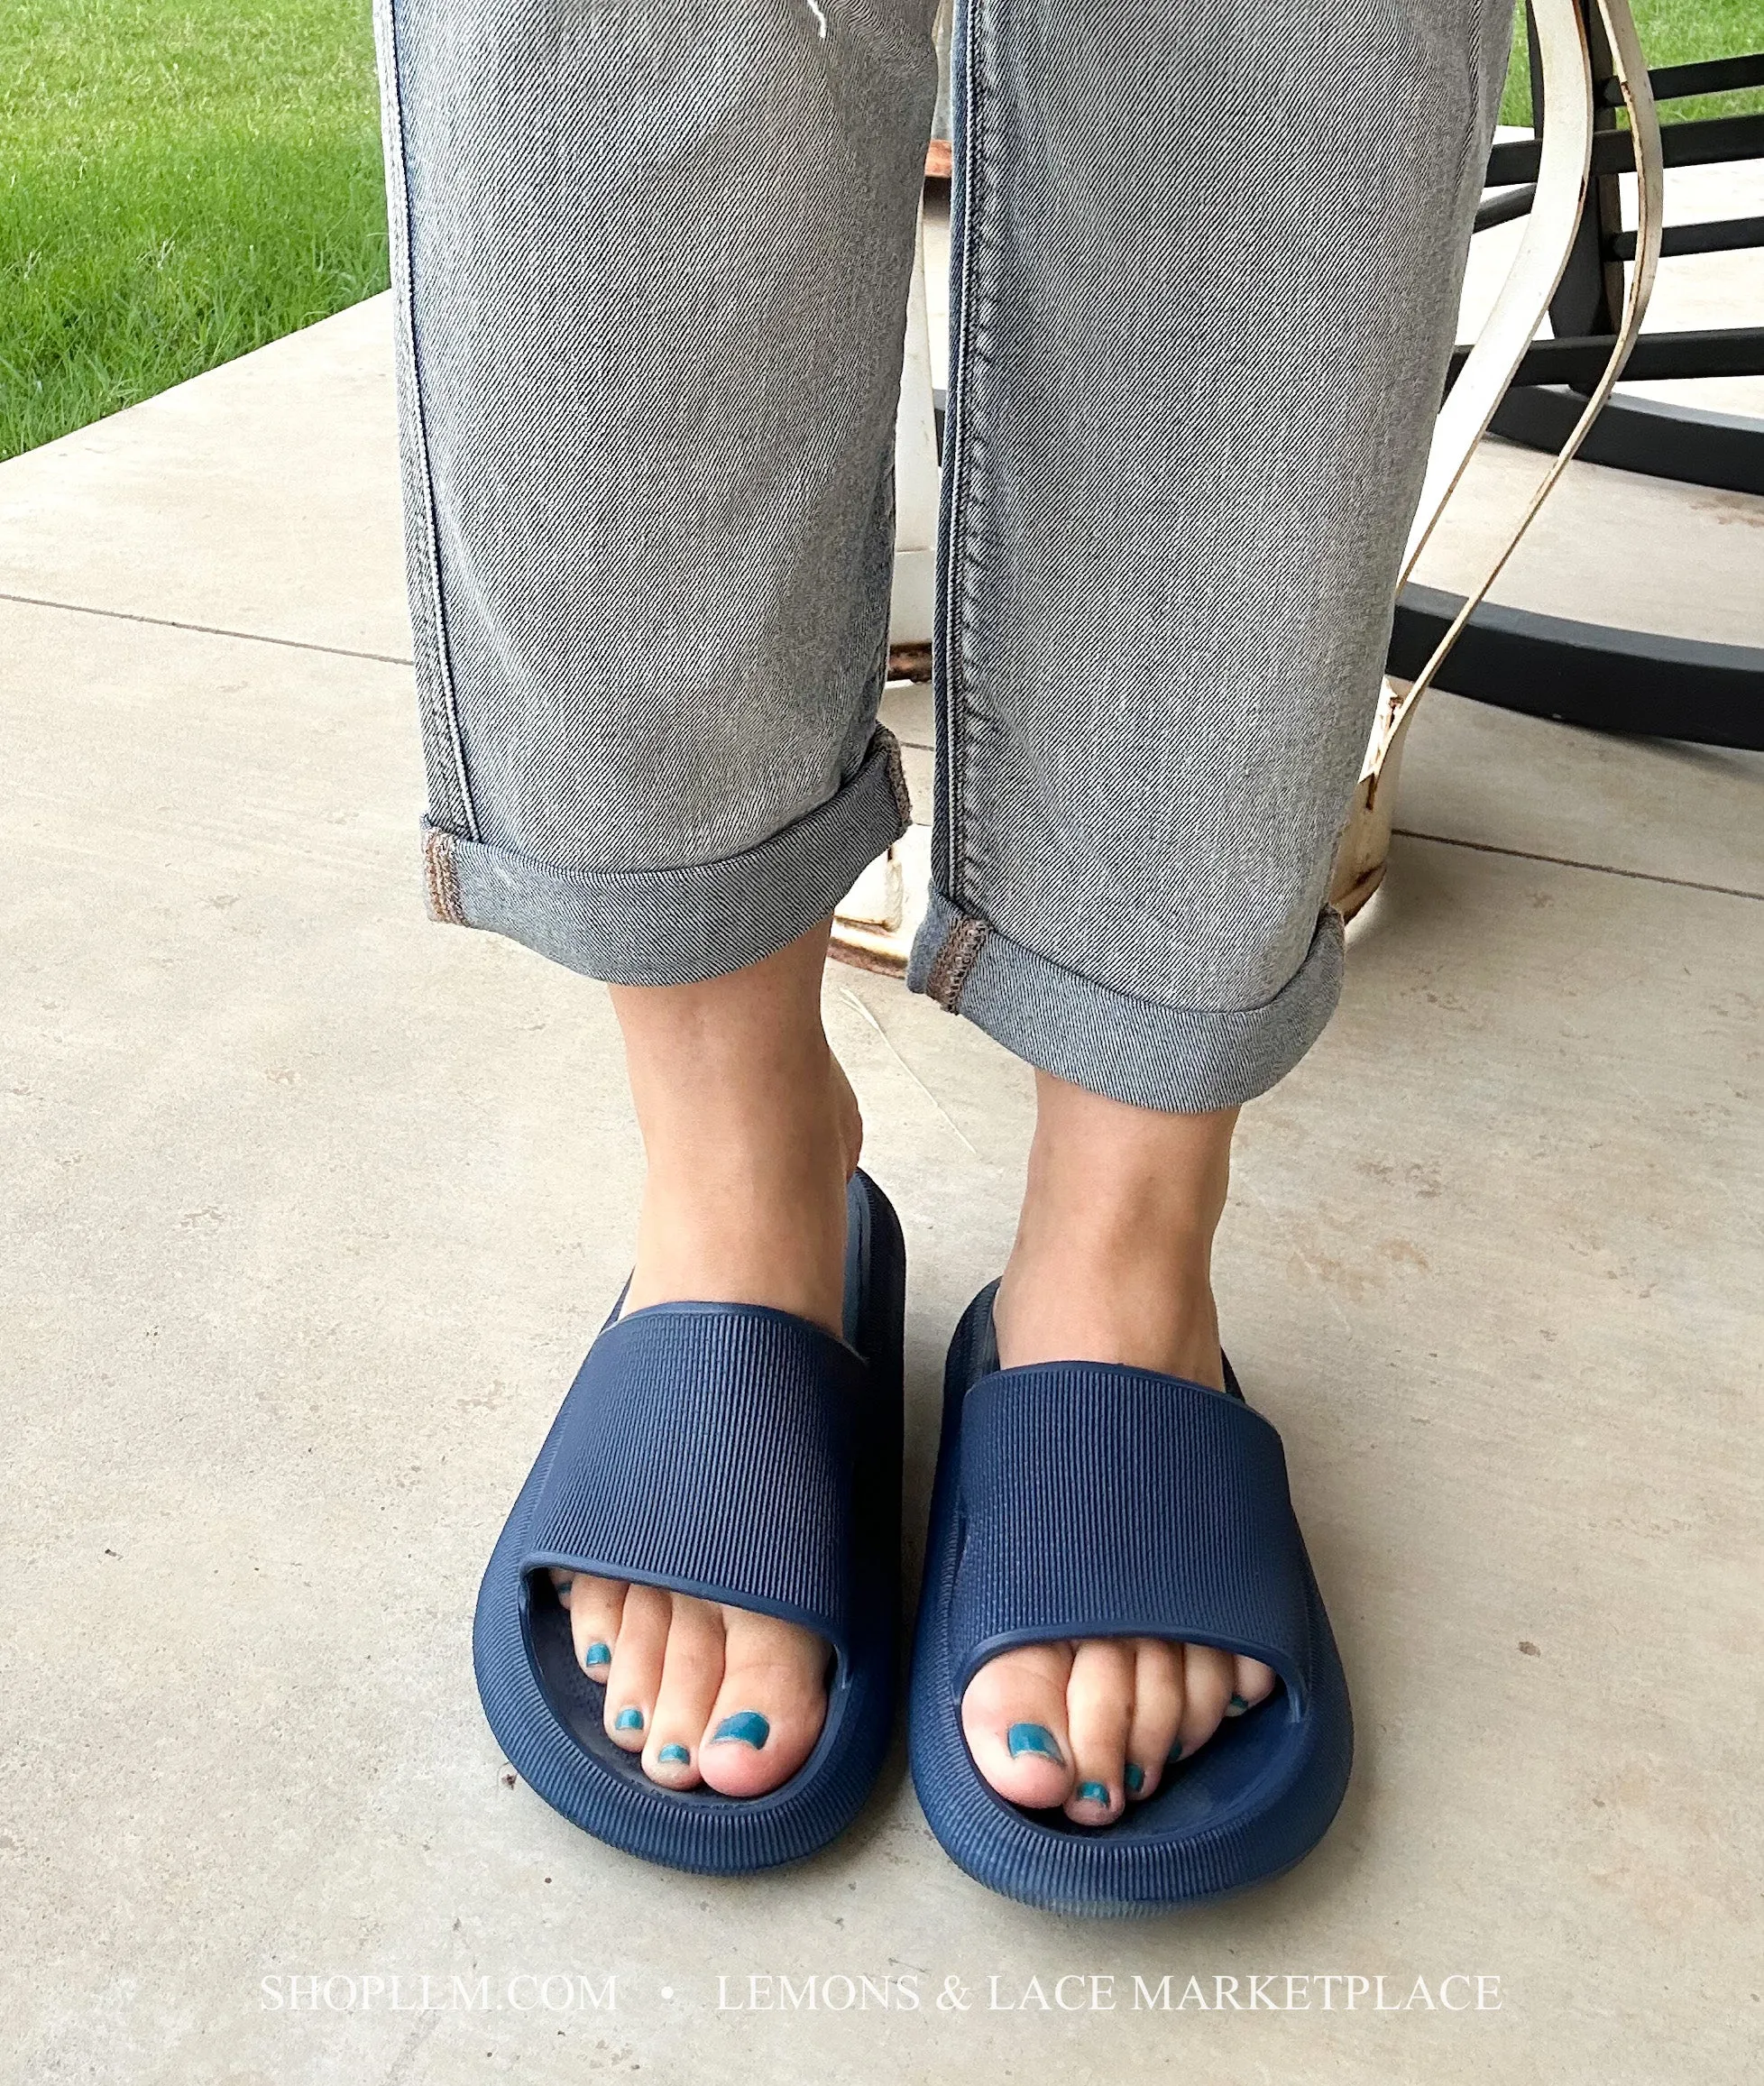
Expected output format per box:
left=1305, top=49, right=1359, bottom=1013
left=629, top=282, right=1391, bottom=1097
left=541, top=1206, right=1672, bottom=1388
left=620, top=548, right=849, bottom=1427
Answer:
left=473, top=1171, right=905, bottom=1875
left=909, top=1283, right=1353, bottom=1915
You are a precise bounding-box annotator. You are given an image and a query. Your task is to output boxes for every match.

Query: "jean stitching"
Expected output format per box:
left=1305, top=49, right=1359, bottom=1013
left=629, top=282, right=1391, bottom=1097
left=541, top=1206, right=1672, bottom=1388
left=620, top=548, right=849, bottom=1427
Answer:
left=925, top=914, right=989, bottom=1011
left=942, top=0, right=990, bottom=914
left=377, top=0, right=477, bottom=842
left=957, top=5, right=1004, bottom=917
left=883, top=730, right=914, bottom=829
left=863, top=455, right=898, bottom=785
left=422, top=825, right=465, bottom=925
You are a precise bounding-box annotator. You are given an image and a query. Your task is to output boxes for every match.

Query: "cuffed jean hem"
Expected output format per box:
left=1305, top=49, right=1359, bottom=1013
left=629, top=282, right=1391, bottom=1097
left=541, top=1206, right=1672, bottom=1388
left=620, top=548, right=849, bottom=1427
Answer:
left=421, top=728, right=911, bottom=988
left=906, top=890, right=1346, bottom=1116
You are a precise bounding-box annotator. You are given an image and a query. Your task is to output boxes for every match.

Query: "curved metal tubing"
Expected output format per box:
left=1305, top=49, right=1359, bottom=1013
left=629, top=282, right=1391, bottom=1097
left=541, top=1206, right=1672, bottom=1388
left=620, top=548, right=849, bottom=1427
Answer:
left=1401, top=4, right=1597, bottom=590
left=1401, top=0, right=1663, bottom=716
left=1334, top=0, right=1666, bottom=915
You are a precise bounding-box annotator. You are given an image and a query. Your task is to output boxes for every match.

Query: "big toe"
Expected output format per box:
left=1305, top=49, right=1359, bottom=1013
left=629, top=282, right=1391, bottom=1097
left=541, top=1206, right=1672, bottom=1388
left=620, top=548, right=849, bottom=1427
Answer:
left=960, top=1642, right=1075, bottom=1810
left=696, top=1606, right=829, bottom=1798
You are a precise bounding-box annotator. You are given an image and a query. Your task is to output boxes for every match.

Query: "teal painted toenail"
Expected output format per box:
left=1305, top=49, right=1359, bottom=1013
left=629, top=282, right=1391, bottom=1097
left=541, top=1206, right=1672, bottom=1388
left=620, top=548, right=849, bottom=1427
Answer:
left=1226, top=1693, right=1249, bottom=1715
left=1078, top=1780, right=1110, bottom=1805
left=1006, top=1723, right=1064, bottom=1764
left=1168, top=1741, right=1184, bottom=1762
left=1125, top=1762, right=1144, bottom=1794
left=657, top=1743, right=690, bottom=1765
left=711, top=1711, right=770, bottom=1750
left=613, top=1706, right=644, bottom=1732
left=583, top=1641, right=611, bottom=1667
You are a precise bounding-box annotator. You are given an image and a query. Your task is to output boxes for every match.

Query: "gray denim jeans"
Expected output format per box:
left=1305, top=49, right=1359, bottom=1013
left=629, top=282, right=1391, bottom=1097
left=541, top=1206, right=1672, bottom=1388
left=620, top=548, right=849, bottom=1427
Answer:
left=373, top=0, right=1510, bottom=1113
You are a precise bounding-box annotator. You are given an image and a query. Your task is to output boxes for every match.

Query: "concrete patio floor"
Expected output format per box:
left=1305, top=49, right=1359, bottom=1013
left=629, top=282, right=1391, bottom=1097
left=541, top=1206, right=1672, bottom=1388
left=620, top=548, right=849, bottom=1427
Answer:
left=4, top=250, right=1762, bottom=2081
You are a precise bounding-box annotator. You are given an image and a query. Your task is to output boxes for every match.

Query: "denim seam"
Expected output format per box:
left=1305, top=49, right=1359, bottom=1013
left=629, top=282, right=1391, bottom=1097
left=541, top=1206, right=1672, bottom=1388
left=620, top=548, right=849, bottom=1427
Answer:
left=955, top=4, right=1005, bottom=918
left=867, top=452, right=905, bottom=814
left=884, top=734, right=914, bottom=830
left=941, top=0, right=988, bottom=914
left=422, top=823, right=465, bottom=925
left=378, top=0, right=477, bottom=843
left=924, top=915, right=990, bottom=1011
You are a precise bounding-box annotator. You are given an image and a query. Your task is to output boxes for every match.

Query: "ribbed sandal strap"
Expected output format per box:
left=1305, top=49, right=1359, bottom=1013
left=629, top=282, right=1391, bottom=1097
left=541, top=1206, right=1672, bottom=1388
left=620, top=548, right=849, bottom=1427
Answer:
left=519, top=1304, right=865, bottom=1653
left=947, top=1363, right=1316, bottom=1704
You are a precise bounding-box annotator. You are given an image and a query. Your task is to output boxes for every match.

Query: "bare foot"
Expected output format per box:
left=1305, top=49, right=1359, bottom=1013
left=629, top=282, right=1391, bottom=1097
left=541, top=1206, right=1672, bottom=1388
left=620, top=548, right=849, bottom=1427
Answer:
left=558, top=924, right=862, bottom=1795
left=960, top=1071, right=1277, bottom=1824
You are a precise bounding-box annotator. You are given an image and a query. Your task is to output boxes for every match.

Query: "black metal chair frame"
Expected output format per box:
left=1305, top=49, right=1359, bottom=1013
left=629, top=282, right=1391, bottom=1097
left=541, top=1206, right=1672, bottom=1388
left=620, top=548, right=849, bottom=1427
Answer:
left=1392, top=2, right=1764, bottom=750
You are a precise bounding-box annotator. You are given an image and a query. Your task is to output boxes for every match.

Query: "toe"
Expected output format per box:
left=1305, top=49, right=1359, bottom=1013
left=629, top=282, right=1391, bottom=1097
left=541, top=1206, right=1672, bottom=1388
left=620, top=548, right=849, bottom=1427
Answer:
left=566, top=1573, right=626, bottom=1679
left=1230, top=1654, right=1278, bottom=1716
left=1125, top=1638, right=1185, bottom=1800
left=960, top=1641, right=1076, bottom=1810
left=642, top=1594, right=724, bottom=1789
left=1176, top=1641, right=1235, bottom=1760
left=1062, top=1639, right=1135, bottom=1825
left=602, top=1582, right=668, bottom=1749
left=697, top=1606, right=829, bottom=1797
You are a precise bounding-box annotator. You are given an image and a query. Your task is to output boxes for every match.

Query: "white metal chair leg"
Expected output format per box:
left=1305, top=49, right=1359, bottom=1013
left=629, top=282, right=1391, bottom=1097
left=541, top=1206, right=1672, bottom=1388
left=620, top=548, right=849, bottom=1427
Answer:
left=833, top=205, right=940, bottom=971
left=1331, top=0, right=1664, bottom=914
left=889, top=206, right=942, bottom=651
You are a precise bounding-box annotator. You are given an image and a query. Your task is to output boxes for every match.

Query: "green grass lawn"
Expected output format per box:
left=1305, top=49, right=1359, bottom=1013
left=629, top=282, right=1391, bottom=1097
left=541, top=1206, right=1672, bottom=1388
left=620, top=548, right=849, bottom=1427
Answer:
left=0, top=1, right=1759, bottom=463
left=1502, top=0, right=1764, bottom=120
left=1, top=0, right=385, bottom=461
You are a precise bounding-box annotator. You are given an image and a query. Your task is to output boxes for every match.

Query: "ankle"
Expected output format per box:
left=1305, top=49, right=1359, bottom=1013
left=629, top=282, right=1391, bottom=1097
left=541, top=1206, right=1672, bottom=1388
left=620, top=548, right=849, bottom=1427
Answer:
left=994, top=1245, right=1222, bottom=1386
left=618, top=1014, right=860, bottom=1332
left=993, top=1071, right=1234, bottom=1385
left=611, top=928, right=859, bottom=1181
